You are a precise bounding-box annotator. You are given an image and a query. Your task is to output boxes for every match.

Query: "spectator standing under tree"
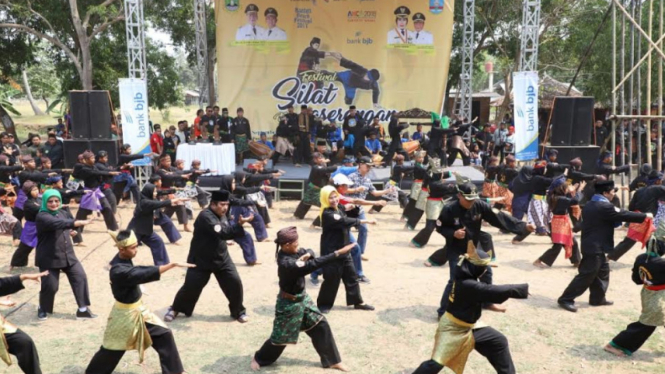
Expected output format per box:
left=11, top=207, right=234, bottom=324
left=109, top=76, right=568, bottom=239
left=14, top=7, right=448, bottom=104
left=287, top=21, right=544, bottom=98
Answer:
left=43, top=134, right=64, bottom=169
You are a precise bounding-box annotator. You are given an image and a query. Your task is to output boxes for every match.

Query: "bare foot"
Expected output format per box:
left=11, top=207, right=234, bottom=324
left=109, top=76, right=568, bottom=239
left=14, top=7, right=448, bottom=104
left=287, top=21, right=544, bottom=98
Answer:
left=511, top=240, right=521, bottom=245
left=330, top=362, right=350, bottom=372
left=260, top=238, right=271, bottom=242
left=361, top=255, right=368, bottom=261
left=12, top=239, right=19, bottom=246
left=423, top=261, right=432, bottom=267
left=247, top=262, right=262, bottom=266
left=75, top=242, right=86, bottom=247
left=604, top=344, right=627, bottom=357
left=532, top=260, right=548, bottom=269
left=172, top=241, right=181, bottom=246
left=0, top=296, right=15, bottom=307
left=250, top=356, right=261, bottom=371
left=183, top=225, right=192, bottom=232
left=485, top=304, right=507, bottom=313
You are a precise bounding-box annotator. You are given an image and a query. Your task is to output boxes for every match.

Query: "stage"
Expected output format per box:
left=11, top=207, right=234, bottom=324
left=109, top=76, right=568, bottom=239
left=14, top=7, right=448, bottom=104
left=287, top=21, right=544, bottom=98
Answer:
left=198, top=159, right=485, bottom=200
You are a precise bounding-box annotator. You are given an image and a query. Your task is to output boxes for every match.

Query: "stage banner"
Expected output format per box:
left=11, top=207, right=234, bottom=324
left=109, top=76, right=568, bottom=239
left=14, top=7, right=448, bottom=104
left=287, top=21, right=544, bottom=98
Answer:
left=118, top=78, right=151, bottom=166
left=512, top=71, right=539, bottom=161
left=215, top=0, right=455, bottom=135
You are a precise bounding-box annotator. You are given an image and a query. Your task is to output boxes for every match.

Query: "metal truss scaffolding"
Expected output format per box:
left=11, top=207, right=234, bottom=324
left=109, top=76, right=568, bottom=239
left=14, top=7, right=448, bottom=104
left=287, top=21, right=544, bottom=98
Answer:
left=124, top=0, right=147, bottom=79
left=194, top=0, right=209, bottom=107
left=519, top=0, right=542, bottom=72
left=455, top=0, right=475, bottom=122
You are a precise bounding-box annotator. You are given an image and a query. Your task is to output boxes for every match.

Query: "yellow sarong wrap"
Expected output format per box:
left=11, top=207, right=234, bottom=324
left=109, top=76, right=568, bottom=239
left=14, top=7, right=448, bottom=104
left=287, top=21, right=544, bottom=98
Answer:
left=639, top=287, right=665, bottom=326
left=101, top=299, right=167, bottom=363
left=430, top=312, right=486, bottom=374
left=0, top=316, right=18, bottom=366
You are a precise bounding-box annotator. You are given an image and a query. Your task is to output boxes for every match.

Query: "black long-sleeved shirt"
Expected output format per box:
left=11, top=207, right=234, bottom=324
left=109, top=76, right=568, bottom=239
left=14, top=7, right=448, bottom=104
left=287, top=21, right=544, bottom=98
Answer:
left=628, top=185, right=665, bottom=214
left=23, top=198, right=40, bottom=222
left=390, top=164, right=414, bottom=184
left=581, top=198, right=646, bottom=255
left=0, top=275, right=25, bottom=297
left=498, top=166, right=518, bottom=186
left=35, top=210, right=78, bottom=268
left=72, top=164, right=113, bottom=189
left=187, top=208, right=245, bottom=270
left=531, top=175, right=553, bottom=196
left=632, top=253, right=665, bottom=286
left=308, top=165, right=337, bottom=188
left=568, top=170, right=596, bottom=185
left=448, top=278, right=528, bottom=324
left=0, top=165, right=22, bottom=184
left=118, top=153, right=145, bottom=168
left=278, top=248, right=338, bottom=295
left=109, top=256, right=161, bottom=304
left=597, top=163, right=630, bottom=179
left=18, top=169, right=49, bottom=187
left=320, top=207, right=359, bottom=256
left=155, top=167, right=183, bottom=189
left=231, top=117, right=252, bottom=139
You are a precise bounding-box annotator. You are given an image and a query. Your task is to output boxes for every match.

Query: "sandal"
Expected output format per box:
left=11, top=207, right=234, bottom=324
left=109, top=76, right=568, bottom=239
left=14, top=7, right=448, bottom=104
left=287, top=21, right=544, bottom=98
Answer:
left=237, top=314, right=249, bottom=323
left=164, top=307, right=179, bottom=322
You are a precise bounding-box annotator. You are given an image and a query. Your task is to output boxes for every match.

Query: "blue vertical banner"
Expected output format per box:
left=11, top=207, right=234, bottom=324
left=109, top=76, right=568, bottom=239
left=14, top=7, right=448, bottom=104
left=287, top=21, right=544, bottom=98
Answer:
left=513, top=71, right=539, bottom=161
left=118, top=78, right=151, bottom=166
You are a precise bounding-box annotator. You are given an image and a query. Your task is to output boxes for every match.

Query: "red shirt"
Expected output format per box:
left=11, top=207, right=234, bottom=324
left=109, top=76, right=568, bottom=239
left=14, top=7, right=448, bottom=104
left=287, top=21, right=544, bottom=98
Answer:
left=150, top=133, right=163, bottom=153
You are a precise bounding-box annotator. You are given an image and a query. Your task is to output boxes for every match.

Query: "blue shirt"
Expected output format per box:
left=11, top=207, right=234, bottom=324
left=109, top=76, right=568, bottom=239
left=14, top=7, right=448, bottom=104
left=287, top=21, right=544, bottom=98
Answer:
left=328, top=127, right=343, bottom=143
left=412, top=131, right=424, bottom=141
left=331, top=166, right=358, bottom=178
left=259, top=140, right=274, bottom=151
left=365, top=138, right=382, bottom=153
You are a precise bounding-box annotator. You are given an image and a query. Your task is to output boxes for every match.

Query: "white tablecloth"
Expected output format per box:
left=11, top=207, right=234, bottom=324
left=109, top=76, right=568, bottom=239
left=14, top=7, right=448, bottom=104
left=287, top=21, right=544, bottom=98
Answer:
left=176, top=143, right=235, bottom=176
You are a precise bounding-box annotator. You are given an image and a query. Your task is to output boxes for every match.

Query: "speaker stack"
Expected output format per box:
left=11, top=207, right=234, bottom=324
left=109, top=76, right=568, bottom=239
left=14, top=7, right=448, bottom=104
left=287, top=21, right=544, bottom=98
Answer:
left=65, top=91, right=119, bottom=167
left=545, top=96, right=600, bottom=174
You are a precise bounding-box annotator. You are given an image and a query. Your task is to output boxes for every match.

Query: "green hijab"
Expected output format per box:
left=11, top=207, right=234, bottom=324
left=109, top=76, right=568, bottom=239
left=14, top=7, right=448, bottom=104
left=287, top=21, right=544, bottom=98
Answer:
left=40, top=189, right=62, bottom=216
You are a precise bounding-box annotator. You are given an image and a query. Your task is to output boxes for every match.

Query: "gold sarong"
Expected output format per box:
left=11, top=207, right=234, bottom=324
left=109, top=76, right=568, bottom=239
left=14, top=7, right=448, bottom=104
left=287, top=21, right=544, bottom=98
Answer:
left=639, top=287, right=665, bottom=326
left=430, top=312, right=476, bottom=374
left=101, top=299, right=168, bottom=363
left=0, top=316, right=18, bottom=366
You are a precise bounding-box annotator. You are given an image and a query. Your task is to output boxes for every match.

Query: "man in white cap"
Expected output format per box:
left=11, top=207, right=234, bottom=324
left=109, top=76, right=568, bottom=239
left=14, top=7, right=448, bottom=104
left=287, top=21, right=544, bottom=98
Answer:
left=260, top=7, right=287, bottom=41
left=412, top=13, right=433, bottom=45
left=236, top=4, right=265, bottom=41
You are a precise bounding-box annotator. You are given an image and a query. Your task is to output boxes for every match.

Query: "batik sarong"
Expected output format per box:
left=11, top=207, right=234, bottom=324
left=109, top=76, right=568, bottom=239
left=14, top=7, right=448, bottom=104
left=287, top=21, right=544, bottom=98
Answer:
left=269, top=292, right=323, bottom=345
left=551, top=214, right=573, bottom=258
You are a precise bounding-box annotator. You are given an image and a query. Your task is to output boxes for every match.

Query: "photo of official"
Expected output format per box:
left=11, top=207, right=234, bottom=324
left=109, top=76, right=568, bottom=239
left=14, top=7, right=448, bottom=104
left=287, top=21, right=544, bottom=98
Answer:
left=412, top=13, right=433, bottom=45
left=259, top=7, right=287, bottom=41
left=387, top=6, right=413, bottom=45
left=235, top=4, right=265, bottom=41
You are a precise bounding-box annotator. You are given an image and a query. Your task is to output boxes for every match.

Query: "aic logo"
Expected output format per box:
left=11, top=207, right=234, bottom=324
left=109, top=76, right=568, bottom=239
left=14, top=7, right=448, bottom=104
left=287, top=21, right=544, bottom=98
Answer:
left=347, top=10, right=377, bottom=22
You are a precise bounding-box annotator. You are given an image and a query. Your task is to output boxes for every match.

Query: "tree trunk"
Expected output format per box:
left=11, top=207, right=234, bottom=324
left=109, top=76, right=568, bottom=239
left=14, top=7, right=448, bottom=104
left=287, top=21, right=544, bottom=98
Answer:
left=496, top=69, right=514, bottom=123
left=0, top=104, right=19, bottom=142
left=80, top=38, right=94, bottom=90
left=42, top=95, right=49, bottom=110
left=22, top=69, right=45, bottom=115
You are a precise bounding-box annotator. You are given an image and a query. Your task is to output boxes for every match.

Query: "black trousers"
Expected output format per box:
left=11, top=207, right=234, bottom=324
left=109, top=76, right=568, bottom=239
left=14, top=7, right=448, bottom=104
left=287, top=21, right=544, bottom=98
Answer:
left=366, top=193, right=385, bottom=213
left=607, top=237, right=637, bottom=261
left=39, top=261, right=91, bottom=314
left=447, top=148, right=470, bottom=166
left=428, top=246, right=449, bottom=266
left=11, top=242, right=34, bottom=267
left=404, top=200, right=424, bottom=230
left=163, top=205, right=188, bottom=225
left=171, top=265, right=246, bottom=319
left=75, top=196, right=118, bottom=231
left=62, top=207, right=82, bottom=244
left=12, top=207, right=23, bottom=240
left=3, top=329, right=42, bottom=374
left=103, top=188, right=117, bottom=215
left=611, top=321, right=658, bottom=354
left=384, top=139, right=408, bottom=165
left=412, top=327, right=515, bottom=374
left=558, top=253, right=609, bottom=305
left=294, top=201, right=315, bottom=219
left=412, top=219, right=437, bottom=247
left=317, top=255, right=363, bottom=310
left=493, top=145, right=505, bottom=164
left=85, top=323, right=184, bottom=374
left=294, top=132, right=312, bottom=164
left=539, top=239, right=581, bottom=267
left=254, top=319, right=341, bottom=368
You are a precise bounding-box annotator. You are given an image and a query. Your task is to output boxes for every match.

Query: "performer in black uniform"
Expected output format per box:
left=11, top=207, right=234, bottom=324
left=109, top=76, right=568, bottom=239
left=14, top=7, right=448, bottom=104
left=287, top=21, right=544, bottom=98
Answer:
left=294, top=105, right=313, bottom=166
left=388, top=154, right=414, bottom=208
left=165, top=190, right=252, bottom=323
left=231, top=108, right=252, bottom=165
left=433, top=183, right=533, bottom=318
left=250, top=227, right=353, bottom=372
left=85, top=230, right=189, bottom=374
left=155, top=155, right=191, bottom=232
left=294, top=153, right=337, bottom=220
left=410, top=170, right=456, bottom=248
left=383, top=117, right=409, bottom=164
left=0, top=272, right=46, bottom=374
left=343, top=106, right=371, bottom=158
left=10, top=182, right=40, bottom=268
left=413, top=243, right=528, bottom=374
left=72, top=151, right=120, bottom=232
left=317, top=186, right=375, bottom=313
left=558, top=180, right=648, bottom=313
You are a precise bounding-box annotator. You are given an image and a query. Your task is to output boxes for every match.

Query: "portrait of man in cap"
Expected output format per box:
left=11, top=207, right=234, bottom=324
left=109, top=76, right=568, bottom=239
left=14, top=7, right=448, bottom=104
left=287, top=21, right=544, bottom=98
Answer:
left=412, top=13, right=434, bottom=45
left=387, top=6, right=413, bottom=44
left=235, top=3, right=265, bottom=41
left=259, top=7, right=287, bottom=41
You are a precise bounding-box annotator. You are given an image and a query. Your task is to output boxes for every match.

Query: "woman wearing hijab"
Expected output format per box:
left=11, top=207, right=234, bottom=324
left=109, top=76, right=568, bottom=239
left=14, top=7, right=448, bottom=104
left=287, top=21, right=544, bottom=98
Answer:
left=533, top=177, right=583, bottom=269
left=128, top=183, right=186, bottom=266
left=45, top=176, right=86, bottom=246
left=35, top=189, right=95, bottom=321
left=218, top=175, right=260, bottom=264
left=10, top=182, right=40, bottom=269
left=250, top=227, right=353, bottom=372
left=220, top=173, right=270, bottom=242
left=412, top=243, right=529, bottom=374
left=317, top=186, right=375, bottom=314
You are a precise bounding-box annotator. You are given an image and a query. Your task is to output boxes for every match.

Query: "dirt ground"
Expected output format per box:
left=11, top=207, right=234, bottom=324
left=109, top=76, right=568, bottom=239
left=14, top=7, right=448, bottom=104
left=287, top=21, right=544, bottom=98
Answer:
left=0, top=200, right=664, bottom=374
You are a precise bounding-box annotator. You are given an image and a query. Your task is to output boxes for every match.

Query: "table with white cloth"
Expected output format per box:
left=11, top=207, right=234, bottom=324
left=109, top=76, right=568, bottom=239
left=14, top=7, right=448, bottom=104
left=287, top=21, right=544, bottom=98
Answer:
left=176, top=143, right=235, bottom=176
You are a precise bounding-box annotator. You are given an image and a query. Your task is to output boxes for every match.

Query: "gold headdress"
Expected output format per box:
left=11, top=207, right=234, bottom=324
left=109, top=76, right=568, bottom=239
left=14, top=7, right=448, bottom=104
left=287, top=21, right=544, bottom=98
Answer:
left=108, top=230, right=138, bottom=249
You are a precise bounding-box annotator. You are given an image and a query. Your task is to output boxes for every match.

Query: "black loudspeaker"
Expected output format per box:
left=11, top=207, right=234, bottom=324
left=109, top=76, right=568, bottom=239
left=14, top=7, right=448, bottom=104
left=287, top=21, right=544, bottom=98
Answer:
left=69, top=91, right=91, bottom=139
left=89, top=91, right=113, bottom=139
left=68, top=90, right=113, bottom=139
left=544, top=145, right=600, bottom=174
left=550, top=97, right=595, bottom=146
left=63, top=139, right=91, bottom=168
left=90, top=139, right=119, bottom=165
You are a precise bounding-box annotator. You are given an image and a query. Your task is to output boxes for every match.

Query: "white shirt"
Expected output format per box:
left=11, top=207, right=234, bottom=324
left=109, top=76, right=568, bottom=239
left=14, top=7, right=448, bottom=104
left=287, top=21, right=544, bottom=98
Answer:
left=236, top=24, right=265, bottom=41
left=387, top=28, right=413, bottom=44
left=412, top=30, right=433, bottom=45
left=260, top=27, right=287, bottom=41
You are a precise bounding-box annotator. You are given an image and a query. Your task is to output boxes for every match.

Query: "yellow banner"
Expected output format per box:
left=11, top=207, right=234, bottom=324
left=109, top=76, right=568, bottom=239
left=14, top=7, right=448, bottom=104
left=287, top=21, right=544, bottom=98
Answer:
left=215, top=0, right=454, bottom=135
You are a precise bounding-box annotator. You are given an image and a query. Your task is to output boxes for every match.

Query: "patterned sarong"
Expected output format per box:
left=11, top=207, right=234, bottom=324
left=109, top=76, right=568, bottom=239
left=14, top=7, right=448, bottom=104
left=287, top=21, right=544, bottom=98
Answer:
left=409, top=179, right=423, bottom=199
left=627, top=216, right=656, bottom=249
left=383, top=180, right=399, bottom=202
left=430, top=312, right=477, bottom=374
left=302, top=182, right=321, bottom=206
left=80, top=187, right=105, bottom=211
left=102, top=299, right=168, bottom=363
left=482, top=180, right=497, bottom=199
left=426, top=198, right=445, bottom=220
left=235, top=134, right=249, bottom=154
left=639, top=287, right=665, bottom=326
left=551, top=214, right=573, bottom=258
left=269, top=292, right=323, bottom=345
left=495, top=183, right=513, bottom=212
left=527, top=195, right=550, bottom=233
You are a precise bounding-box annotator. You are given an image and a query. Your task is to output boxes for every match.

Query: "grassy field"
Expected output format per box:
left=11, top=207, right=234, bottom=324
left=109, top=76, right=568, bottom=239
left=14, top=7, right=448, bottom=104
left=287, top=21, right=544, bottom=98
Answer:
left=0, top=199, right=663, bottom=373
left=7, top=100, right=199, bottom=140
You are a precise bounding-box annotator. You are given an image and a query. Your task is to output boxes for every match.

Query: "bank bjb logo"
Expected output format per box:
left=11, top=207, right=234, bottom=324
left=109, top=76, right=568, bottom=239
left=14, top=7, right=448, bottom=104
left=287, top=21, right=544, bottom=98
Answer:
left=347, top=10, right=377, bottom=22
left=430, top=0, right=443, bottom=14
left=225, top=0, right=239, bottom=12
